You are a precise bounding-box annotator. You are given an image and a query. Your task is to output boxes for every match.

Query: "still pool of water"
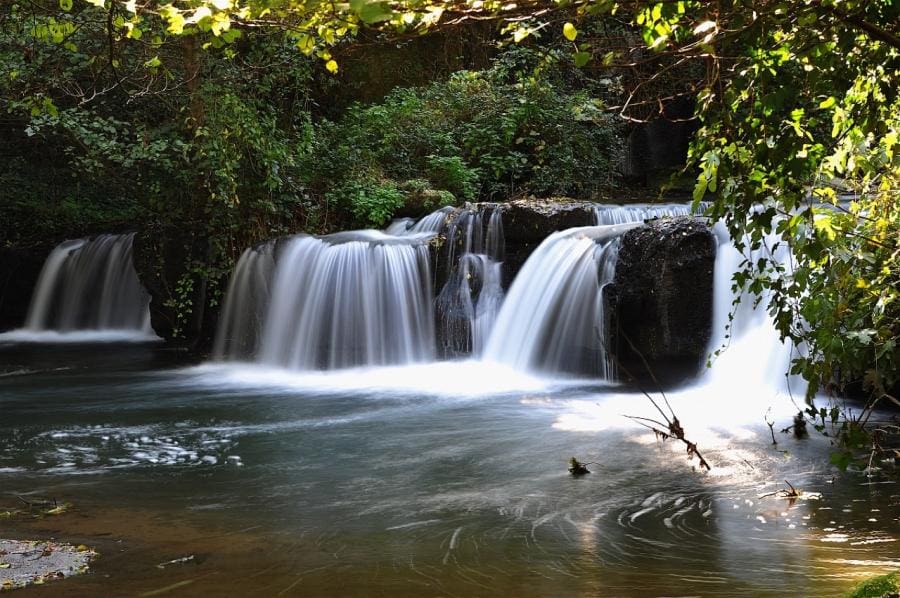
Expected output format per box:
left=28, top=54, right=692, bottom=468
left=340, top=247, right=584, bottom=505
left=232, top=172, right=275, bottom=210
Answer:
left=1, top=343, right=897, bottom=597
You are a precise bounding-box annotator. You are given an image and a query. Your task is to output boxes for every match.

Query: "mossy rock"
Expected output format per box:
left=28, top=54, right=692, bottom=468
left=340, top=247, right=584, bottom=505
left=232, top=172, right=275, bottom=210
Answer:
left=847, top=571, right=900, bottom=598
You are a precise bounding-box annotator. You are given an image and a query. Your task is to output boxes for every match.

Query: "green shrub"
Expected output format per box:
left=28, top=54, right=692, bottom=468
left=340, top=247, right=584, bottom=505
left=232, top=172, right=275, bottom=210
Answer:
left=327, top=177, right=406, bottom=228
left=846, top=571, right=900, bottom=598
left=424, top=155, right=479, bottom=202
left=302, top=46, right=626, bottom=210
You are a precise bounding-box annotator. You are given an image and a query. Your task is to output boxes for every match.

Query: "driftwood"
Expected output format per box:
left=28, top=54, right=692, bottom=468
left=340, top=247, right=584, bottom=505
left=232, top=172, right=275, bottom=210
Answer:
left=568, top=458, right=594, bottom=476
left=758, top=480, right=802, bottom=503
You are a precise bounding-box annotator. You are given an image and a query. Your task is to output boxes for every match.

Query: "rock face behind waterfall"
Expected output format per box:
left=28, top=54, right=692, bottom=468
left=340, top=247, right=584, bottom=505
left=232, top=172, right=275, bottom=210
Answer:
left=133, top=227, right=218, bottom=348
left=0, top=247, right=50, bottom=331
left=610, top=217, right=716, bottom=383
left=500, top=199, right=596, bottom=287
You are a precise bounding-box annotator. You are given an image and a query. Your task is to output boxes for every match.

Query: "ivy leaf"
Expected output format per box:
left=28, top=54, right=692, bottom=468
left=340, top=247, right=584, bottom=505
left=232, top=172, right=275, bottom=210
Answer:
left=573, top=51, right=590, bottom=67
left=513, top=27, right=531, bottom=43
left=59, top=0, right=73, bottom=11
left=693, top=174, right=708, bottom=202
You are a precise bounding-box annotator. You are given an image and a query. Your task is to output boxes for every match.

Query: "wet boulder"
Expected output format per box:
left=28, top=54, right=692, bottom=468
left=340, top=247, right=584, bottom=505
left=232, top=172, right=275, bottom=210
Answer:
left=609, top=216, right=716, bottom=383
left=133, top=226, right=219, bottom=350
left=493, top=198, right=596, bottom=287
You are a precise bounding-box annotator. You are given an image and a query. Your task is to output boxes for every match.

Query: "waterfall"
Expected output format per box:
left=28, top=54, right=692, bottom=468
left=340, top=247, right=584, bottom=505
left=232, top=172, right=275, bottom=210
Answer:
left=212, top=241, right=276, bottom=360
left=213, top=202, right=720, bottom=378
left=702, top=222, right=804, bottom=395
left=384, top=218, right=415, bottom=235
left=436, top=206, right=505, bottom=356
left=25, top=233, right=152, bottom=333
left=215, top=230, right=437, bottom=370
left=482, top=224, right=639, bottom=378
left=409, top=206, right=454, bottom=233
left=592, top=202, right=702, bottom=225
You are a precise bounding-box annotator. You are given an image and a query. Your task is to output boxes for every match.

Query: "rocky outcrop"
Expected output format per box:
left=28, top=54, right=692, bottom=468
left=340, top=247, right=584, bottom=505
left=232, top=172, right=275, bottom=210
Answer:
left=499, top=199, right=596, bottom=287
left=133, top=227, right=220, bottom=351
left=609, top=216, right=716, bottom=384
left=623, top=97, right=699, bottom=190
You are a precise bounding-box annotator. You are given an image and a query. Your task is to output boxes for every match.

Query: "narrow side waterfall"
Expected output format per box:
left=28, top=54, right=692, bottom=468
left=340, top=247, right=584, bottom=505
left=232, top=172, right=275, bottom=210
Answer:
left=215, top=231, right=437, bottom=370
left=482, top=224, right=639, bottom=377
left=25, top=233, right=152, bottom=333
left=703, top=222, right=804, bottom=395
left=212, top=241, right=276, bottom=360
left=436, top=206, right=505, bottom=356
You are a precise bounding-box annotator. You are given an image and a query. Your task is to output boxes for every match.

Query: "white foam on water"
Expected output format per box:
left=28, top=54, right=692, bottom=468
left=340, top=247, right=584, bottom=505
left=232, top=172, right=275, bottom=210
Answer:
left=184, top=360, right=594, bottom=397
left=0, top=329, right=161, bottom=343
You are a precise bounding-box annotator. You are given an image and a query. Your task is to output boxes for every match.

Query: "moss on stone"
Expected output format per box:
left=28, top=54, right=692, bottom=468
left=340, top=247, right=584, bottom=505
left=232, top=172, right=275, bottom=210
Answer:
left=846, top=571, right=900, bottom=598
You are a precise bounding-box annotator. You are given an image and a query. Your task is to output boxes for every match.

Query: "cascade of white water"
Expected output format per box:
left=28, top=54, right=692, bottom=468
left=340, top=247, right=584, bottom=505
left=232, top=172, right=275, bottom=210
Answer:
left=409, top=206, right=455, bottom=234
left=592, top=203, right=701, bottom=225
left=25, top=233, right=152, bottom=332
left=702, top=222, right=804, bottom=396
left=436, top=206, right=505, bottom=356
left=212, top=242, right=276, bottom=360
left=216, top=230, right=437, bottom=370
left=482, top=224, right=639, bottom=377
left=384, top=218, right=415, bottom=235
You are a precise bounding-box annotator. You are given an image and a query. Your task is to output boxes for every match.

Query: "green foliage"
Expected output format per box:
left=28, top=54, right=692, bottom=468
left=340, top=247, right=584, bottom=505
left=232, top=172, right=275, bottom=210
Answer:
left=846, top=571, right=900, bottom=598
left=677, top=2, right=899, bottom=412
left=424, top=155, right=479, bottom=202
left=327, top=177, right=406, bottom=228
left=605, top=0, right=900, bottom=460
left=303, top=46, right=624, bottom=227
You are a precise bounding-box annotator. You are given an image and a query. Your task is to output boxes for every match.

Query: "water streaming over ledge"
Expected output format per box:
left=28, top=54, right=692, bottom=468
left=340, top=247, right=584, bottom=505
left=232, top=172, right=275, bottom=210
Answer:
left=436, top=205, right=505, bottom=357
left=213, top=202, right=714, bottom=377
left=593, top=202, right=699, bottom=225
left=701, top=221, right=805, bottom=396
left=482, top=224, right=639, bottom=377
left=214, top=230, right=437, bottom=370
left=22, top=233, right=153, bottom=334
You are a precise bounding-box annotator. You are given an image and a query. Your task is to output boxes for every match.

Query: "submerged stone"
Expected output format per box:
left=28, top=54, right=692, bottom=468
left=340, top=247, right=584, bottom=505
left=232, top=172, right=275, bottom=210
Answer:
left=0, top=539, right=96, bottom=591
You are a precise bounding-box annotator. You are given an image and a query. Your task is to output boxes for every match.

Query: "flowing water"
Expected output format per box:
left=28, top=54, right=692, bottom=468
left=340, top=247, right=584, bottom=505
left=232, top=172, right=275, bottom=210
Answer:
left=1, top=207, right=897, bottom=596
left=0, top=233, right=156, bottom=343
left=215, top=231, right=436, bottom=369
left=436, top=206, right=505, bottom=357
left=483, top=224, right=638, bottom=377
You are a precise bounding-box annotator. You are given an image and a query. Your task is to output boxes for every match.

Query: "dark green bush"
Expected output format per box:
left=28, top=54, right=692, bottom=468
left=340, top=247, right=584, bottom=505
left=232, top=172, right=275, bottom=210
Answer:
left=327, top=177, right=406, bottom=228
left=302, top=46, right=626, bottom=227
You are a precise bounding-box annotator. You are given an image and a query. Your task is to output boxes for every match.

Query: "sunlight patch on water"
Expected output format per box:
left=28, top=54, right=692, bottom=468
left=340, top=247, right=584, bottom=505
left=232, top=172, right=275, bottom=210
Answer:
left=184, top=360, right=593, bottom=397
left=0, top=329, right=161, bottom=344
left=551, top=379, right=803, bottom=437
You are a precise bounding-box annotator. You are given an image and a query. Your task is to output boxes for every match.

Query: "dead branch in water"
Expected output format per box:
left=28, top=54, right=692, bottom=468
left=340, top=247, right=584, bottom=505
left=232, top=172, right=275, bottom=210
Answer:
left=758, top=480, right=803, bottom=504
left=600, top=329, right=711, bottom=471
left=765, top=408, right=778, bottom=445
